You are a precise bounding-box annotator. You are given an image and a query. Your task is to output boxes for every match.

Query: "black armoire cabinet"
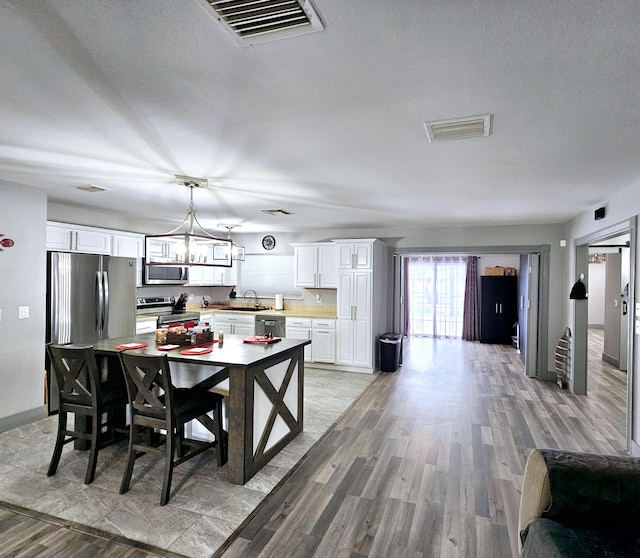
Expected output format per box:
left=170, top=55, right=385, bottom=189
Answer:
left=480, top=276, right=518, bottom=344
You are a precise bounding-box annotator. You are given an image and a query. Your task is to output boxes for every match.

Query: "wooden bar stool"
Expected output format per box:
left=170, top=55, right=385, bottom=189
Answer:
left=118, top=352, right=227, bottom=505
left=46, top=343, right=128, bottom=484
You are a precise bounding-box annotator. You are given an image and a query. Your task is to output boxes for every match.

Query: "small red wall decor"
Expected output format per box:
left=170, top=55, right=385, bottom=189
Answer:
left=0, top=234, right=15, bottom=251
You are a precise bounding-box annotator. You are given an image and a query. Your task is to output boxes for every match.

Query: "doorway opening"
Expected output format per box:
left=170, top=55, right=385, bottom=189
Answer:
left=573, top=219, right=636, bottom=453
left=394, top=247, right=549, bottom=380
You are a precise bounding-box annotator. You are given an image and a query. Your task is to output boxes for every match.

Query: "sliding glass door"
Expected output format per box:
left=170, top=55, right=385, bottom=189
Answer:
left=404, top=256, right=467, bottom=338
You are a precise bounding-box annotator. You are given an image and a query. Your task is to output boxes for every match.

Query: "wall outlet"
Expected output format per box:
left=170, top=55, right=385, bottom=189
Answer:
left=18, top=306, right=29, bottom=319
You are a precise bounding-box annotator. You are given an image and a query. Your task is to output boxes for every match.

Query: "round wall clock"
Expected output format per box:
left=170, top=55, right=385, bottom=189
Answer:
left=262, top=235, right=276, bottom=250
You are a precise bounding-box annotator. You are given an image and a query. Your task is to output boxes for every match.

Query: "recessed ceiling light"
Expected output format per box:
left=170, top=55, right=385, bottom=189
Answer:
left=424, top=114, right=493, bottom=142
left=76, top=184, right=111, bottom=192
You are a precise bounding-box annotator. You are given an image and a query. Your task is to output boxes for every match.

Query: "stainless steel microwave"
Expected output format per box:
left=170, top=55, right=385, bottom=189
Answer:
left=143, top=262, right=189, bottom=285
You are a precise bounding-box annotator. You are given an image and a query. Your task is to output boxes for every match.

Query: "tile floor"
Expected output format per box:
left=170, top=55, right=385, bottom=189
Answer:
left=0, top=367, right=376, bottom=557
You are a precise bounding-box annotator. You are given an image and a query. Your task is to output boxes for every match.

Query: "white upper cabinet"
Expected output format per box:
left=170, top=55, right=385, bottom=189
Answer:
left=188, top=247, right=238, bottom=286
left=293, top=243, right=337, bottom=288
left=215, top=265, right=238, bottom=286
left=112, top=232, right=144, bottom=258
left=334, top=240, right=373, bottom=270
left=112, top=232, right=144, bottom=286
left=46, top=222, right=111, bottom=254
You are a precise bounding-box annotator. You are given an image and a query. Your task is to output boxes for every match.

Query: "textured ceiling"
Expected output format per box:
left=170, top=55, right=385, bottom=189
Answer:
left=2, top=1, right=640, bottom=233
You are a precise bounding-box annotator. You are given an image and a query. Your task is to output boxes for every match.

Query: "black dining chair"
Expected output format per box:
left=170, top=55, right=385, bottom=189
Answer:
left=117, top=352, right=227, bottom=505
left=46, top=343, right=128, bottom=484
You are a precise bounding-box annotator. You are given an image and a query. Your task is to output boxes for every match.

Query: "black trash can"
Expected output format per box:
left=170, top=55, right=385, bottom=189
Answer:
left=380, top=333, right=402, bottom=372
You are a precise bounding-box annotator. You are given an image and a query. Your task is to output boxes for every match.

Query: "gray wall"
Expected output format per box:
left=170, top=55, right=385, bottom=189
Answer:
left=0, top=181, right=47, bottom=427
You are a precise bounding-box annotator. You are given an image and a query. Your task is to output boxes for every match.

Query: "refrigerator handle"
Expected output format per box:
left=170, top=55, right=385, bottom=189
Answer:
left=96, top=271, right=104, bottom=337
left=102, top=271, right=110, bottom=335
left=51, top=255, right=60, bottom=342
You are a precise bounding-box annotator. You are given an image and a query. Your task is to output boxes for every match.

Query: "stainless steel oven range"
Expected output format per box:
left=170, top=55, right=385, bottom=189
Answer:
left=136, top=294, right=200, bottom=328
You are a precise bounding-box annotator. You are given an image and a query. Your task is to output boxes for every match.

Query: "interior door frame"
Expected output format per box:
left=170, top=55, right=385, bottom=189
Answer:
left=525, top=254, right=540, bottom=377
left=392, top=244, right=550, bottom=380
left=573, top=217, right=636, bottom=453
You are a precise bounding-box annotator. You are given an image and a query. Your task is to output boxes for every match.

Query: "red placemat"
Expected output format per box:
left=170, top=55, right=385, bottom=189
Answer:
left=115, top=342, right=148, bottom=350
left=243, top=336, right=282, bottom=344
left=181, top=346, right=213, bottom=355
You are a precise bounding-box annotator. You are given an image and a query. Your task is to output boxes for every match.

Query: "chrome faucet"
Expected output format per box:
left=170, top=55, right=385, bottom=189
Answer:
left=242, top=289, right=260, bottom=309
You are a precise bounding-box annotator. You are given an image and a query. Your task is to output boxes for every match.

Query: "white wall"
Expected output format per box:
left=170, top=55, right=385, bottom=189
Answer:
left=0, top=181, right=47, bottom=426
left=588, top=261, right=606, bottom=326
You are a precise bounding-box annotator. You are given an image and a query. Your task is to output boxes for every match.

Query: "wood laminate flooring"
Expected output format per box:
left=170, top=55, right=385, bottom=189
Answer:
left=222, top=334, right=627, bottom=558
left=0, top=335, right=628, bottom=557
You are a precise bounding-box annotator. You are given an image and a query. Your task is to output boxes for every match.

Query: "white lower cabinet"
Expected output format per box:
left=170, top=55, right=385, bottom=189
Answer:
left=286, top=317, right=312, bottom=361
left=311, top=319, right=336, bottom=363
left=286, top=317, right=335, bottom=363
left=214, top=313, right=255, bottom=337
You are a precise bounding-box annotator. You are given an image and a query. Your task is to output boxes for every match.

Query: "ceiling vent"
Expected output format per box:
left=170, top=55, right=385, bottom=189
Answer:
left=261, top=208, right=293, bottom=216
left=76, top=184, right=111, bottom=193
left=198, top=0, right=324, bottom=45
left=424, top=114, right=493, bottom=142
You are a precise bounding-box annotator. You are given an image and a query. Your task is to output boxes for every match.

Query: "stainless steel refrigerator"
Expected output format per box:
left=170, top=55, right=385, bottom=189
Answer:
left=46, top=251, right=137, bottom=412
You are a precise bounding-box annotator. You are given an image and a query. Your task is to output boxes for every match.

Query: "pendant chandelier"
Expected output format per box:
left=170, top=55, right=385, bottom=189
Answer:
left=144, top=176, right=232, bottom=267
left=219, top=224, right=245, bottom=261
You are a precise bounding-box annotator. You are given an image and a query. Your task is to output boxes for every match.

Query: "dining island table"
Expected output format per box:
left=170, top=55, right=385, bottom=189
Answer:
left=91, top=333, right=310, bottom=485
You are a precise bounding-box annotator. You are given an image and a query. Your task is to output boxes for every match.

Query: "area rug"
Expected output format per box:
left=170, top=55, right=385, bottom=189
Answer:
left=0, top=368, right=376, bottom=557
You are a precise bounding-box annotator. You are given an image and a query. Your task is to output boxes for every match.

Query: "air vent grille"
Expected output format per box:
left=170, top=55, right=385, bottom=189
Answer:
left=211, top=0, right=310, bottom=38
left=76, top=184, right=110, bottom=193
left=200, top=0, right=324, bottom=44
left=261, top=208, right=293, bottom=216
left=424, top=114, right=493, bottom=142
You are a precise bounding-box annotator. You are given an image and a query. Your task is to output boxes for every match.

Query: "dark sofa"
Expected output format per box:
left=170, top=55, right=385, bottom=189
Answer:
left=518, top=449, right=640, bottom=557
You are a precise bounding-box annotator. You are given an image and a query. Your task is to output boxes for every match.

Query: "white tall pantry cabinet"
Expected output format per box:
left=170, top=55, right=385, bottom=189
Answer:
left=334, top=239, right=388, bottom=373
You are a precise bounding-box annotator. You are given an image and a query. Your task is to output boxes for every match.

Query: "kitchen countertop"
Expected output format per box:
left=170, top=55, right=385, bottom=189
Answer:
left=138, top=305, right=337, bottom=322
left=190, top=304, right=337, bottom=319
